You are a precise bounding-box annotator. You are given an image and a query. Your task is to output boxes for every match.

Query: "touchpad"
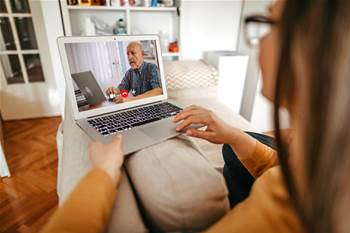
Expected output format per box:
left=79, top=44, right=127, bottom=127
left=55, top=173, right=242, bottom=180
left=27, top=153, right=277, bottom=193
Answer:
left=140, top=120, right=178, bottom=140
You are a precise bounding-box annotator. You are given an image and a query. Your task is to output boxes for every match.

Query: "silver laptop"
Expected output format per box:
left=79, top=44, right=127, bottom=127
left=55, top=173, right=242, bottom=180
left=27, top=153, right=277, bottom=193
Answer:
left=58, top=35, right=184, bottom=155
left=72, top=71, right=107, bottom=106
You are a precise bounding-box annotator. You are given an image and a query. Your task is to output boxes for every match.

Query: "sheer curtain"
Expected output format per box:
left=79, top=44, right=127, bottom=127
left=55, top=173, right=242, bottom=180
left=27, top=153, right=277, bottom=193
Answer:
left=65, top=42, right=123, bottom=92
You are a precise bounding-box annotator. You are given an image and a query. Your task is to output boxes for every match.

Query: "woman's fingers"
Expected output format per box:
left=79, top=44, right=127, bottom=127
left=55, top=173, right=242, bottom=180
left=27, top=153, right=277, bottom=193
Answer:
left=173, top=109, right=204, bottom=123
left=175, top=114, right=210, bottom=132
left=173, top=105, right=209, bottom=122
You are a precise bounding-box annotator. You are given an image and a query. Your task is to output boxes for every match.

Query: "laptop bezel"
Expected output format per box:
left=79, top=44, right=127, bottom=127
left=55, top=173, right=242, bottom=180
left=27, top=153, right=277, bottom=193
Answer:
left=57, top=35, right=169, bottom=120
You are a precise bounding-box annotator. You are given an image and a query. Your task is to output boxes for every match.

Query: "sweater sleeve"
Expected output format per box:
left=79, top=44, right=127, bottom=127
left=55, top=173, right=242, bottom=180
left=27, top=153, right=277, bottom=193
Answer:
left=239, top=140, right=279, bottom=178
left=40, top=168, right=117, bottom=233
left=203, top=167, right=304, bottom=233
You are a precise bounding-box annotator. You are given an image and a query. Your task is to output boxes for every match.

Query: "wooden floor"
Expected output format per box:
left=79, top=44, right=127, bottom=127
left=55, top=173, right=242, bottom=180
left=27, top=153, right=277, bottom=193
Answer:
left=0, top=117, right=61, bottom=233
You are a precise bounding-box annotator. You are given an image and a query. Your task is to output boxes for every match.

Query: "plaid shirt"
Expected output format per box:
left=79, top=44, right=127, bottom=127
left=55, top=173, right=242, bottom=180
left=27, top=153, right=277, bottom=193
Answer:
left=118, top=62, right=161, bottom=96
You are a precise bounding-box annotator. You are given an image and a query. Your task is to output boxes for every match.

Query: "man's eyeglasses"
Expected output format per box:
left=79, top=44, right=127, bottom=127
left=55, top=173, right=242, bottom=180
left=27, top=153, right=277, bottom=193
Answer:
left=244, top=15, right=277, bottom=48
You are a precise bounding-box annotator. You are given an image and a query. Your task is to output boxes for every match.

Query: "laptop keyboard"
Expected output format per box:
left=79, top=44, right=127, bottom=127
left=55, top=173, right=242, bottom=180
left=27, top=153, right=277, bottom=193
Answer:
left=87, top=102, right=182, bottom=136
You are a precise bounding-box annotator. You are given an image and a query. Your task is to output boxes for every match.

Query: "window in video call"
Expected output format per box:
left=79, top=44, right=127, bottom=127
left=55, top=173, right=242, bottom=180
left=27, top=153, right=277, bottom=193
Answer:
left=65, top=40, right=163, bottom=112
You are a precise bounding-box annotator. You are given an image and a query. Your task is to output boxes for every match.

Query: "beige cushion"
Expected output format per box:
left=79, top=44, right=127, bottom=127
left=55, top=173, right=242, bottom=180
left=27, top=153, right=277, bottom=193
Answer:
left=164, top=60, right=218, bottom=90
left=125, top=136, right=230, bottom=232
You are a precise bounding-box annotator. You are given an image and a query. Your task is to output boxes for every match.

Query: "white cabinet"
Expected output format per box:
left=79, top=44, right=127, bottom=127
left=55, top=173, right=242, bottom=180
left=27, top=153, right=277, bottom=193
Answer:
left=204, top=51, right=249, bottom=114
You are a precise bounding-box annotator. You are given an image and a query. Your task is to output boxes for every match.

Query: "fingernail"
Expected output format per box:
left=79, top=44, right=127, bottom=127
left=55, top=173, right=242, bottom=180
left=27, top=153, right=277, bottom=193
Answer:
left=186, top=130, right=192, bottom=136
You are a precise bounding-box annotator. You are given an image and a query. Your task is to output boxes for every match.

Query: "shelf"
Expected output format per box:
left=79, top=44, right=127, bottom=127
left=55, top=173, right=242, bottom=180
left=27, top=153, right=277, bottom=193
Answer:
left=129, top=7, right=177, bottom=12
left=67, top=5, right=127, bottom=11
left=62, top=2, right=180, bottom=61
left=67, top=5, right=176, bottom=12
left=162, top=52, right=180, bottom=57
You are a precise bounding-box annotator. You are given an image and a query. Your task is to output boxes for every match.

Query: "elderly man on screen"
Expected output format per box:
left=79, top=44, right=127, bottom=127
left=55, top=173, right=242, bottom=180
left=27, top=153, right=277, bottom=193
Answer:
left=106, top=41, right=163, bottom=104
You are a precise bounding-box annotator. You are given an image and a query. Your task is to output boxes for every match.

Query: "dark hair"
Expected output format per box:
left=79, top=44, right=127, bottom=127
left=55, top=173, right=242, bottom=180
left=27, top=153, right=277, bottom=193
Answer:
left=274, top=1, right=350, bottom=233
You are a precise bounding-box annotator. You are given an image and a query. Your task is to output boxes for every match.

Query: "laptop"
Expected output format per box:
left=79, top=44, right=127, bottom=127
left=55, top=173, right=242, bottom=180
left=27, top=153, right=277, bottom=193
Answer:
left=71, top=71, right=107, bottom=106
left=58, top=35, right=185, bottom=155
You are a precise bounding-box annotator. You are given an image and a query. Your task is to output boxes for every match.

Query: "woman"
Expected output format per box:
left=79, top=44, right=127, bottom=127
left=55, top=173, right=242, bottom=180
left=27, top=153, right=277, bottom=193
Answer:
left=41, top=0, right=350, bottom=232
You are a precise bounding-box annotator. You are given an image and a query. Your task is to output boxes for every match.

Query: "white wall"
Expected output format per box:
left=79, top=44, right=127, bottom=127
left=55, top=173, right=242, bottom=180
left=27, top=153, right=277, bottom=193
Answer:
left=180, top=0, right=281, bottom=131
left=250, top=80, right=290, bottom=131
left=237, top=0, right=272, bottom=118
left=237, top=0, right=290, bottom=131
left=237, top=0, right=275, bottom=131
left=180, top=0, right=242, bottom=59
left=250, top=75, right=274, bottom=131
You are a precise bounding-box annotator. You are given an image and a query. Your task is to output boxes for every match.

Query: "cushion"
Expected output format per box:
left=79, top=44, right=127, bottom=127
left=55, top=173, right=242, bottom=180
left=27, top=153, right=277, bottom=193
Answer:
left=164, top=60, right=218, bottom=90
left=124, top=136, right=230, bottom=232
left=168, top=86, right=218, bottom=100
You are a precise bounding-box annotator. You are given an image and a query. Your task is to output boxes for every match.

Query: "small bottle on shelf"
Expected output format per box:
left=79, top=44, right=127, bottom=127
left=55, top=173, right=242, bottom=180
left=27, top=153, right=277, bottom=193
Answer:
left=110, top=0, right=120, bottom=7
left=114, top=18, right=127, bottom=35
left=151, top=0, right=157, bottom=7
left=78, top=0, right=92, bottom=6
left=168, top=41, right=179, bottom=53
left=128, top=0, right=136, bottom=6
left=67, top=0, right=78, bottom=5
left=142, top=0, right=150, bottom=7
left=159, top=30, right=169, bottom=52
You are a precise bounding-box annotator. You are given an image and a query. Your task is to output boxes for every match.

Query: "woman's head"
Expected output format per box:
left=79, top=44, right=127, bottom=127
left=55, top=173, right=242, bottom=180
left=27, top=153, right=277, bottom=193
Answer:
left=258, top=1, right=284, bottom=101
left=251, top=1, right=350, bottom=232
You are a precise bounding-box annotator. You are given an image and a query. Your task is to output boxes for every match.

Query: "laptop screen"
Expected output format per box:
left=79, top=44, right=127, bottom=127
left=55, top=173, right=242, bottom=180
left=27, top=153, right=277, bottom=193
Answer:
left=63, top=38, right=165, bottom=113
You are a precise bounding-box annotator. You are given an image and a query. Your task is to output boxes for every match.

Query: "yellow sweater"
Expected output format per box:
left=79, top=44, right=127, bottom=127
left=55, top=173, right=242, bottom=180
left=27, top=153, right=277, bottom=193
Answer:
left=41, top=141, right=303, bottom=233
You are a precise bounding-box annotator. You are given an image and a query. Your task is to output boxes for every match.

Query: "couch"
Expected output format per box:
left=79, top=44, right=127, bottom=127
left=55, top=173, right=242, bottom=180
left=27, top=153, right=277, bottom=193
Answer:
left=56, top=60, right=256, bottom=232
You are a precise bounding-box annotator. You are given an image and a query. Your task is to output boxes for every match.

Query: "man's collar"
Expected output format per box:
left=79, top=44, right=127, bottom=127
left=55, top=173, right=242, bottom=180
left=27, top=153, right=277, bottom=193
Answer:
left=133, top=61, right=145, bottom=74
left=138, top=61, right=145, bottom=71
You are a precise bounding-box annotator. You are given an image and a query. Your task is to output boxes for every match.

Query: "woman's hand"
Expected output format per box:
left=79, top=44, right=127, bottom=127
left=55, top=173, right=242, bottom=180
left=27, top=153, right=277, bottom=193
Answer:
left=173, top=105, right=240, bottom=145
left=89, top=135, right=124, bottom=184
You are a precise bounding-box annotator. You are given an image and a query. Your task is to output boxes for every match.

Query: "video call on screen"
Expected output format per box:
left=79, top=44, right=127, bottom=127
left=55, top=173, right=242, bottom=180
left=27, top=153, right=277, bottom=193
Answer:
left=65, top=40, right=163, bottom=112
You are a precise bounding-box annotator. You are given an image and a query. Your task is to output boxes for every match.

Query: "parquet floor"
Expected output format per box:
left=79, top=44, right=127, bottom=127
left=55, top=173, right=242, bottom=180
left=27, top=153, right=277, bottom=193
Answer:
left=0, top=117, right=61, bottom=233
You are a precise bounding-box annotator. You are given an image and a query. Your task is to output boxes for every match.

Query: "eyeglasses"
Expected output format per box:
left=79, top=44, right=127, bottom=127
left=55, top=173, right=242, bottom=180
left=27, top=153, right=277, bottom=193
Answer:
left=244, top=15, right=277, bottom=48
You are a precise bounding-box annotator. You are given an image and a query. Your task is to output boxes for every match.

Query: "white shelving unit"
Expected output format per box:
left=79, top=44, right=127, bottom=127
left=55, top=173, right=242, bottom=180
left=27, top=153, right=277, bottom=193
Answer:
left=60, top=1, right=181, bottom=60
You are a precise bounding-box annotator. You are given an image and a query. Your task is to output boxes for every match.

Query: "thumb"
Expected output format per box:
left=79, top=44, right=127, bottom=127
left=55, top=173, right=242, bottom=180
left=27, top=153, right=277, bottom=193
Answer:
left=111, top=134, right=123, bottom=145
left=186, top=128, right=213, bottom=140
